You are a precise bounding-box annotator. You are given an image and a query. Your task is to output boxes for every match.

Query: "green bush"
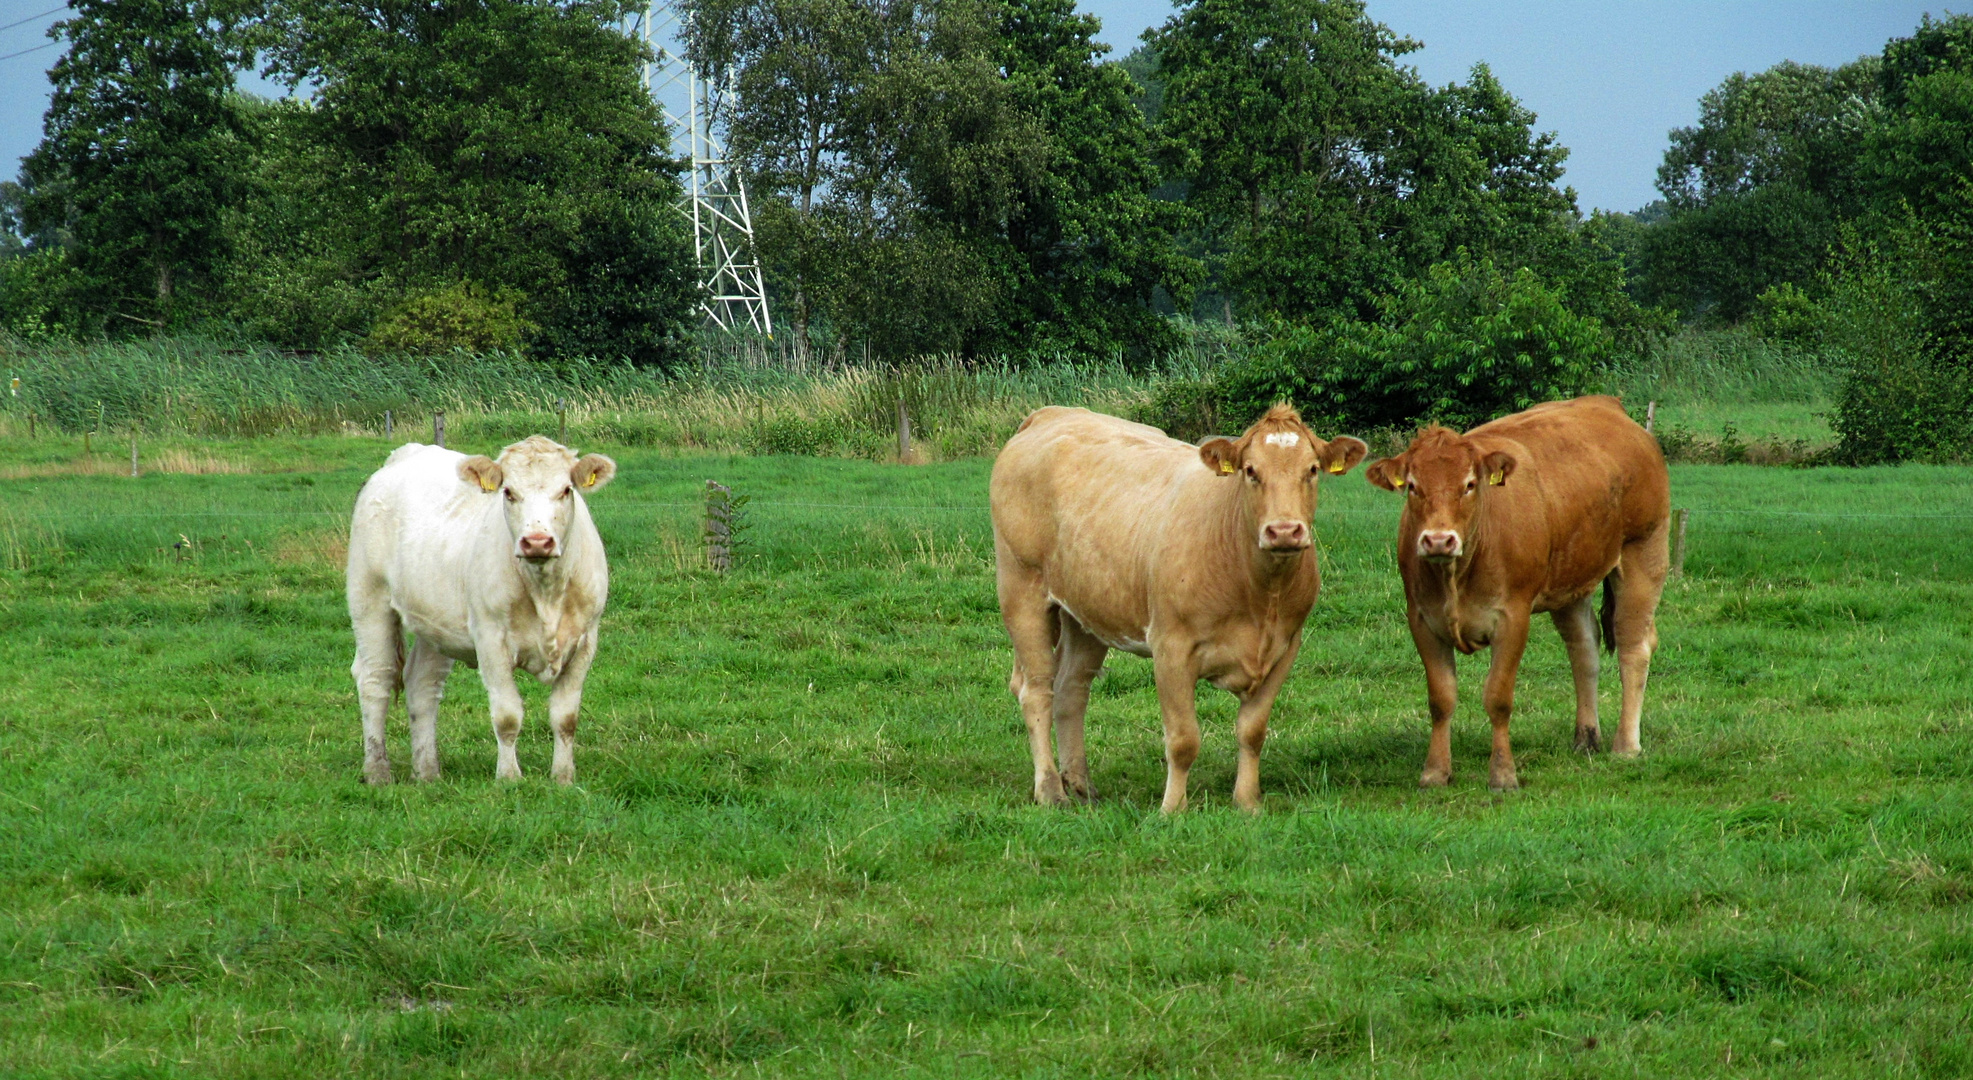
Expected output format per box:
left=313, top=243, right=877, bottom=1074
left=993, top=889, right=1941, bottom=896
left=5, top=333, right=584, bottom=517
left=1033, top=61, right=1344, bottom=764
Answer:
left=1140, top=257, right=1611, bottom=437
left=0, top=250, right=89, bottom=342
left=366, top=283, right=537, bottom=357
left=1749, top=282, right=1830, bottom=347
left=1823, top=210, right=1973, bottom=464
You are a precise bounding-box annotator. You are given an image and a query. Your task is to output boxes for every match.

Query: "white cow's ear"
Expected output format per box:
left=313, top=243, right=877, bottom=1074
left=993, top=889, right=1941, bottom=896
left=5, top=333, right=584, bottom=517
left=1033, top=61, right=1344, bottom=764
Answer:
left=571, top=454, right=617, bottom=492
left=1198, top=438, right=1241, bottom=476
left=458, top=456, right=503, bottom=493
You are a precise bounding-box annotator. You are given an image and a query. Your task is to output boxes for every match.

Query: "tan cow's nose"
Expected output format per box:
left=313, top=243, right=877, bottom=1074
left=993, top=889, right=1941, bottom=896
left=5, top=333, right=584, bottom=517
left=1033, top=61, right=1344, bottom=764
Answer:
left=519, top=533, right=556, bottom=559
left=1261, top=520, right=1310, bottom=550
left=1418, top=530, right=1461, bottom=559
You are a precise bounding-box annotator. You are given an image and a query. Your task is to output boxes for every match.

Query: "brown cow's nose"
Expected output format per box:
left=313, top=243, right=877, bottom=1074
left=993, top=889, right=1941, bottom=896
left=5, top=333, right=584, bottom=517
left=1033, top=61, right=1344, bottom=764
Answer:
left=1261, top=520, right=1310, bottom=550
left=519, top=533, right=556, bottom=559
left=1418, top=530, right=1461, bottom=559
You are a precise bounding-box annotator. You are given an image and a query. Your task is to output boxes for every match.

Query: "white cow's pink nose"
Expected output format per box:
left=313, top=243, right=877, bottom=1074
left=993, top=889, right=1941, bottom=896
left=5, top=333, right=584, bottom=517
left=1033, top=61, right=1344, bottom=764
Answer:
left=1261, top=520, right=1310, bottom=550
left=518, top=533, right=556, bottom=559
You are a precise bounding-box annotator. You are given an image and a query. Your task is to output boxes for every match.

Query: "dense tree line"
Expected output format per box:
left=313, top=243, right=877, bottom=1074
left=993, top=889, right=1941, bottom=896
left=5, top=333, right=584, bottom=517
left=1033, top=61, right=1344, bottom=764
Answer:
left=1613, top=13, right=1973, bottom=461
left=3, top=0, right=698, bottom=365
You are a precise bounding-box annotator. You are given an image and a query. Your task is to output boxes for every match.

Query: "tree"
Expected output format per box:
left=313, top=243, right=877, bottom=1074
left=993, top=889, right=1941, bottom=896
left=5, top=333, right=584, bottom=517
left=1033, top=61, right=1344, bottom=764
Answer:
left=21, top=0, right=252, bottom=331
left=1148, top=0, right=1612, bottom=329
left=1630, top=59, right=1878, bottom=319
left=252, top=0, right=697, bottom=364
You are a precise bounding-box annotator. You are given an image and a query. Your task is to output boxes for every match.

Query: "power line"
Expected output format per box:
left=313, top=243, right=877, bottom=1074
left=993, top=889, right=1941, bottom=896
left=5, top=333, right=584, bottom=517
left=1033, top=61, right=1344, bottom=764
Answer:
left=0, top=5, right=65, bottom=35
left=0, top=38, right=58, bottom=62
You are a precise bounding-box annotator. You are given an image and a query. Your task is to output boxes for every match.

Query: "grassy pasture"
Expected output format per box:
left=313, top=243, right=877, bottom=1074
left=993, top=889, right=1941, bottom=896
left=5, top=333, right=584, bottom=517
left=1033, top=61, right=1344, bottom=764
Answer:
left=0, top=432, right=1968, bottom=1078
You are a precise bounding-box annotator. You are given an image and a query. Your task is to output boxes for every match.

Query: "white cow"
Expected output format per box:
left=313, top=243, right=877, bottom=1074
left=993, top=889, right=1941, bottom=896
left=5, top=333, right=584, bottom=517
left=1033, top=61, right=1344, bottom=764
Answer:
left=347, top=436, right=616, bottom=784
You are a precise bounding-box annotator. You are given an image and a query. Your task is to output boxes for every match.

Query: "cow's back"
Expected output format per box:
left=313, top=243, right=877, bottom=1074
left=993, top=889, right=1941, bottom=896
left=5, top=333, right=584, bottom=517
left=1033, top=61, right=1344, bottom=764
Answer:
left=347, top=444, right=509, bottom=650
left=992, top=409, right=1208, bottom=644
left=1468, top=396, right=1669, bottom=597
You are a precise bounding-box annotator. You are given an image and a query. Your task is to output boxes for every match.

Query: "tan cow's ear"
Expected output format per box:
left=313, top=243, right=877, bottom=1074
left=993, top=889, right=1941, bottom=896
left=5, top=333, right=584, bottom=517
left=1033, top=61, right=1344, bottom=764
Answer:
left=458, top=455, right=503, bottom=493
left=1363, top=455, right=1406, bottom=491
left=1319, top=436, right=1369, bottom=475
left=1481, top=450, right=1517, bottom=487
left=570, top=453, right=617, bottom=492
left=1198, top=437, right=1241, bottom=476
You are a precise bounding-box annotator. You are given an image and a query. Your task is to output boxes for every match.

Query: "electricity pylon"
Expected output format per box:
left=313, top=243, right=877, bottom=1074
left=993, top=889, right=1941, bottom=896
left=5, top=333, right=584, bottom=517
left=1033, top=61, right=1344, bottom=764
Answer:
left=628, top=3, right=773, bottom=336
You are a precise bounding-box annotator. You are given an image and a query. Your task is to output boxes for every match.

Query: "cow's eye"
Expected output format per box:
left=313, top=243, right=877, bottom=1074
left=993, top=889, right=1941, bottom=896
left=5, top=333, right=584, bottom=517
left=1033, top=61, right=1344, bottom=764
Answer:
left=1464, top=478, right=1476, bottom=493
left=502, top=487, right=516, bottom=502
left=561, top=486, right=573, bottom=499
left=1242, top=465, right=1258, bottom=482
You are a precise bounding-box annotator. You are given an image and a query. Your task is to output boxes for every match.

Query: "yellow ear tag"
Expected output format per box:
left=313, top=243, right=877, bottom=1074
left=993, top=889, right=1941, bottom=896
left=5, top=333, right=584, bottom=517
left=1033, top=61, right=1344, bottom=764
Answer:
left=1219, top=460, right=1235, bottom=474
left=1327, top=461, right=1346, bottom=473
left=480, top=476, right=498, bottom=492
left=1488, top=470, right=1504, bottom=486
left=584, top=472, right=596, bottom=487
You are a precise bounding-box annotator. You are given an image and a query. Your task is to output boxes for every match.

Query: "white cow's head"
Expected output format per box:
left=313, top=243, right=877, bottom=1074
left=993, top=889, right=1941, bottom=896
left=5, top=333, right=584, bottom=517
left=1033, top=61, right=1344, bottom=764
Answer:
left=458, top=436, right=616, bottom=563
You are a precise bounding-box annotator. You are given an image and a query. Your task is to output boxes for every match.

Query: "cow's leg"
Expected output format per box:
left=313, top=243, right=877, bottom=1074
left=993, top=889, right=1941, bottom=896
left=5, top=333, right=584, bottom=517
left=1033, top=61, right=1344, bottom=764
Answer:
left=998, top=563, right=1066, bottom=805
left=1232, top=637, right=1298, bottom=812
left=1551, top=596, right=1601, bottom=754
left=476, top=641, right=527, bottom=781
left=1482, top=609, right=1533, bottom=791
left=1152, top=648, right=1202, bottom=813
left=1051, top=613, right=1107, bottom=803
left=1610, top=526, right=1670, bottom=758
left=548, top=635, right=598, bottom=786
left=403, top=635, right=453, bottom=782
left=350, top=602, right=403, bottom=785
left=1410, top=612, right=1458, bottom=788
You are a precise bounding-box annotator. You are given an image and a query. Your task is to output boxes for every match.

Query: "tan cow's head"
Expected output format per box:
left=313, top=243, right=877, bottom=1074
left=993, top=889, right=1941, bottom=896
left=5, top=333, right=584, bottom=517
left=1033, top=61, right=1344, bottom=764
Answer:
left=1199, top=404, right=1368, bottom=553
left=1364, top=426, right=1516, bottom=562
left=458, top=435, right=616, bottom=563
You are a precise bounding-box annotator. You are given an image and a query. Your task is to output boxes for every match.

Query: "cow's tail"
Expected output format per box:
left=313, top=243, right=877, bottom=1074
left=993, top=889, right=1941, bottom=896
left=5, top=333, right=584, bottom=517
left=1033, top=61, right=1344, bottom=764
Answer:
left=1599, top=575, right=1618, bottom=655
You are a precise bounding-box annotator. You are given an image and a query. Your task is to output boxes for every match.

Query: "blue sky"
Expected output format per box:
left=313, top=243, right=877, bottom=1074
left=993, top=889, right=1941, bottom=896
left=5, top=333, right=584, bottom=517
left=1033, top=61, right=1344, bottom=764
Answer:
left=0, top=1, right=1952, bottom=213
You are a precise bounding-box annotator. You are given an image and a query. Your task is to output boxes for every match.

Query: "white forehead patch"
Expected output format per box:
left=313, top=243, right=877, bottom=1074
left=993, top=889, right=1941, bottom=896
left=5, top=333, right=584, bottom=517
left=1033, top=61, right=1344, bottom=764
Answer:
left=1263, top=432, right=1300, bottom=448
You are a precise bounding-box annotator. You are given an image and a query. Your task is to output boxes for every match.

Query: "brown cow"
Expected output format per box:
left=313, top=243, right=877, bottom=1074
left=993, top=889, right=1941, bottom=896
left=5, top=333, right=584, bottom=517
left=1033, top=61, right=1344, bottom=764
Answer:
left=1364, top=395, right=1670, bottom=791
left=991, top=404, right=1367, bottom=812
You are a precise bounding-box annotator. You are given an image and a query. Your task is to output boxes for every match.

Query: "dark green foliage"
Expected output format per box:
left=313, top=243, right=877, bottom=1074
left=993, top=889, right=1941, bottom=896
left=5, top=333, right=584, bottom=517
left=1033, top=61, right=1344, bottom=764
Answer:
left=365, top=283, right=536, bottom=356
left=19, top=0, right=252, bottom=331
left=1142, top=256, right=1609, bottom=437
left=688, top=0, right=1190, bottom=362
left=249, top=0, right=696, bottom=365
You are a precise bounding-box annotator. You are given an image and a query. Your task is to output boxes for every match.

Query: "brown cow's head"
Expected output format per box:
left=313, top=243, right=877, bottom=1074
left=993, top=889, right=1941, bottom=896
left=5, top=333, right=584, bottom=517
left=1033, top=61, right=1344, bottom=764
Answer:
left=1363, top=426, right=1515, bottom=562
left=458, top=435, right=616, bottom=563
left=1199, top=404, right=1368, bottom=553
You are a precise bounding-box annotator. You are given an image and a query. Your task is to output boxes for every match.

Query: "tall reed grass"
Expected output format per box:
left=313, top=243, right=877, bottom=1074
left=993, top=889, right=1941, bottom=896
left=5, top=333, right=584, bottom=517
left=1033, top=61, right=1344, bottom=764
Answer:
left=1606, top=326, right=1841, bottom=406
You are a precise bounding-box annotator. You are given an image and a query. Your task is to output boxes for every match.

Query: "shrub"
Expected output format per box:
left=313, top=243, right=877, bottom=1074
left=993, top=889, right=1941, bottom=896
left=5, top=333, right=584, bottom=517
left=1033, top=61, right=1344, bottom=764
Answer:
left=1748, top=282, right=1829, bottom=347
left=366, top=283, right=537, bottom=357
left=1140, top=257, right=1612, bottom=437
left=1823, top=210, right=1973, bottom=464
left=0, top=250, right=90, bottom=341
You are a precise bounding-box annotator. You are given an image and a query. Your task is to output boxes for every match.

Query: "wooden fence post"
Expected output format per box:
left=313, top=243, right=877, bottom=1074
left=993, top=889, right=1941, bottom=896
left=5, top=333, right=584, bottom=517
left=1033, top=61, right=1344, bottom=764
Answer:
left=897, top=397, right=912, bottom=461
left=384, top=409, right=392, bottom=438
left=130, top=437, right=139, bottom=478
left=434, top=411, right=445, bottom=448
left=1670, top=508, right=1690, bottom=577
left=557, top=398, right=568, bottom=443
left=1645, top=401, right=1657, bottom=434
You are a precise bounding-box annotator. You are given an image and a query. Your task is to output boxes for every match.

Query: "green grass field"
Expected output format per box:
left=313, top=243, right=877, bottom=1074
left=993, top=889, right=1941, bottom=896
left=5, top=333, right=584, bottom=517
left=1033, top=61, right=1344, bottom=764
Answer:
left=1, top=432, right=1969, bottom=1078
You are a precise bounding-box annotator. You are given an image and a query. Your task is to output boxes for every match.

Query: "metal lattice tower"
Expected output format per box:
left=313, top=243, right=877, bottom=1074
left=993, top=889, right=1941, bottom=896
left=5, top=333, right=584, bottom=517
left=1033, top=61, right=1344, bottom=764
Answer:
left=629, top=4, right=773, bottom=336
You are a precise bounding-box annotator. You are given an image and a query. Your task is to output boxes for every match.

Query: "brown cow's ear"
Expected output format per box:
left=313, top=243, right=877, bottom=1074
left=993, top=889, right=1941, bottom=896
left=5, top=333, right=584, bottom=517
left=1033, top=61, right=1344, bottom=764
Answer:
left=1363, top=455, right=1406, bottom=491
left=1481, top=450, right=1517, bottom=487
left=571, top=453, right=617, bottom=492
left=1198, top=438, right=1241, bottom=476
left=458, top=455, right=503, bottom=493
left=1319, top=436, right=1369, bottom=476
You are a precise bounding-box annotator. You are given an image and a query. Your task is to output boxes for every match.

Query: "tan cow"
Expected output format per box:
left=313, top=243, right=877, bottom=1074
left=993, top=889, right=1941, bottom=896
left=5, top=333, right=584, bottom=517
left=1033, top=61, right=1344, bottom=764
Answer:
left=991, top=405, right=1367, bottom=812
left=1364, top=395, right=1670, bottom=790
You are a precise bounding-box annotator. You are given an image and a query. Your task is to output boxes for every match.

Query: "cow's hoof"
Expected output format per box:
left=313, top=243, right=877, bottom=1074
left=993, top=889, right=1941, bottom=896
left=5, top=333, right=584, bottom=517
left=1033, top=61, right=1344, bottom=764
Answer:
left=552, top=769, right=575, bottom=786
left=1610, top=744, right=1642, bottom=759
left=412, top=766, right=441, bottom=783
left=1488, top=775, right=1521, bottom=792
left=1574, top=729, right=1602, bottom=755
left=1033, top=774, right=1067, bottom=806
left=1418, top=770, right=1451, bottom=789
left=1063, top=773, right=1094, bottom=802
left=363, top=767, right=394, bottom=786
